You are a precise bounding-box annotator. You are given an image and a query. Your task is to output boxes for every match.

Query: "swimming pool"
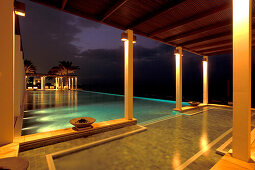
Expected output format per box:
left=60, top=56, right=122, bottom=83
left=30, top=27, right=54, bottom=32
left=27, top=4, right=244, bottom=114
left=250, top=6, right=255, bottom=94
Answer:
left=22, top=90, right=190, bottom=135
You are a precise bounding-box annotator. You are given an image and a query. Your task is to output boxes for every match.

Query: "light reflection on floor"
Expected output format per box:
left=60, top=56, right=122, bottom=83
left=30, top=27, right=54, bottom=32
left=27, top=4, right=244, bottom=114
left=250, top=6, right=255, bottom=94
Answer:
left=22, top=90, right=189, bottom=135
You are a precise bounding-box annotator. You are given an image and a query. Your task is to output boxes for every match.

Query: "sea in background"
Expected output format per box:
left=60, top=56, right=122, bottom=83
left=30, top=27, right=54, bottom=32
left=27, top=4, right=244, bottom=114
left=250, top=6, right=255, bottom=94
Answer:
left=79, top=51, right=255, bottom=108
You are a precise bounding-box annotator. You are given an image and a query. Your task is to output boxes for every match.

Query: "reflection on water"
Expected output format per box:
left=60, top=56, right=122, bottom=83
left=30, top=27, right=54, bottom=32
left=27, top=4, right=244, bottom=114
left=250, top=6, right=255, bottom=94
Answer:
left=200, top=108, right=209, bottom=155
left=22, top=90, right=181, bottom=135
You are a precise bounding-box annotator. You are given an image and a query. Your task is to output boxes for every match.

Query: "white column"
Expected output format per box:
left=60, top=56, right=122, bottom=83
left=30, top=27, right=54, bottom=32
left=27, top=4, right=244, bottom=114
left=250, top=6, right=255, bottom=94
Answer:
left=203, top=56, right=208, bottom=105
left=232, top=0, right=251, bottom=162
left=58, top=77, right=59, bottom=89
left=68, top=78, right=71, bottom=90
left=175, top=47, right=183, bottom=111
left=75, top=77, right=77, bottom=90
left=0, top=0, right=14, bottom=145
left=25, top=76, right=27, bottom=90
left=71, top=78, right=74, bottom=90
left=41, top=76, right=44, bottom=90
left=61, top=77, right=63, bottom=90
left=124, top=29, right=133, bottom=120
left=55, top=77, right=58, bottom=90
left=43, top=77, right=46, bottom=89
left=59, top=77, right=62, bottom=90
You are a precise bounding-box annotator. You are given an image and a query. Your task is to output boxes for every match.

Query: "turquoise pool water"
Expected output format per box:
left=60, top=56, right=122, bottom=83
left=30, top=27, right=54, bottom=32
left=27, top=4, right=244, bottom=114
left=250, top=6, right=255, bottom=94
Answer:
left=22, top=90, right=189, bottom=135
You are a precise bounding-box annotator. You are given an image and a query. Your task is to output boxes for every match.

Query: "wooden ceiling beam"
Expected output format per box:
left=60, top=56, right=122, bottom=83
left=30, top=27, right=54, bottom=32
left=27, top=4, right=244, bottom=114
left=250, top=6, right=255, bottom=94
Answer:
left=164, top=20, right=231, bottom=42
left=132, top=29, right=202, bottom=56
left=204, top=50, right=232, bottom=56
left=61, top=0, right=68, bottom=10
left=197, top=40, right=255, bottom=53
left=190, top=40, right=232, bottom=51
left=149, top=3, right=231, bottom=36
left=127, top=0, right=187, bottom=29
left=196, top=45, right=232, bottom=54
left=100, top=0, right=129, bottom=22
left=204, top=44, right=255, bottom=56
left=179, top=31, right=232, bottom=47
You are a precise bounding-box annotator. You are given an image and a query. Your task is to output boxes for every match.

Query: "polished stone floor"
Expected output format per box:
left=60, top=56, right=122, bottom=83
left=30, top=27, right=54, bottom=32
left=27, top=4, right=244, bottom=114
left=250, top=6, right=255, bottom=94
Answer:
left=19, top=125, right=142, bottom=170
left=19, top=106, right=247, bottom=170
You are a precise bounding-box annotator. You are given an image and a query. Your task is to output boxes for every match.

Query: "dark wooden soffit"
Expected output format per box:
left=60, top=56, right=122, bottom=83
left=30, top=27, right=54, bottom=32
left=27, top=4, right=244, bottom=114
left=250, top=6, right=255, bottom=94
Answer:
left=190, top=40, right=232, bottom=51
left=202, top=43, right=255, bottom=56
left=164, top=20, right=231, bottom=42
left=61, top=0, right=68, bottom=10
left=149, top=2, right=231, bottom=36
left=204, top=50, right=232, bottom=56
left=99, top=0, right=129, bottom=22
left=30, top=0, right=249, bottom=56
left=197, top=45, right=232, bottom=54
left=127, top=0, right=187, bottom=29
left=179, top=31, right=232, bottom=47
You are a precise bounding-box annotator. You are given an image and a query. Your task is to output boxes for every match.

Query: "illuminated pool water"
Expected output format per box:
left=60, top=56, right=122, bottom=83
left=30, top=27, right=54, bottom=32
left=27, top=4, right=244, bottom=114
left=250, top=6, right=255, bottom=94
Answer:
left=22, top=90, right=189, bottom=135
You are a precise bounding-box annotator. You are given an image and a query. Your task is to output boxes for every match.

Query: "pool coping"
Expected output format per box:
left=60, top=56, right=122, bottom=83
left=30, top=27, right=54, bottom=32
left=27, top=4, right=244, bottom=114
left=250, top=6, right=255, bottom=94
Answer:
left=45, top=125, right=147, bottom=170
left=15, top=118, right=137, bottom=152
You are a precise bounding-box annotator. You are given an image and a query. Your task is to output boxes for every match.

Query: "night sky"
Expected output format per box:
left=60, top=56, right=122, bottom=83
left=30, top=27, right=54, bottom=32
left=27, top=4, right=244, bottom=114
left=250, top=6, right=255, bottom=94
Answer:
left=19, top=0, right=248, bottom=105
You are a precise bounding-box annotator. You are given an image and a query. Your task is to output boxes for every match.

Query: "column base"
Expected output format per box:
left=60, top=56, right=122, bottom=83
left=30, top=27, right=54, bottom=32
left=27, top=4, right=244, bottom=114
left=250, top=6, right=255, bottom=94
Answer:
left=173, top=108, right=182, bottom=111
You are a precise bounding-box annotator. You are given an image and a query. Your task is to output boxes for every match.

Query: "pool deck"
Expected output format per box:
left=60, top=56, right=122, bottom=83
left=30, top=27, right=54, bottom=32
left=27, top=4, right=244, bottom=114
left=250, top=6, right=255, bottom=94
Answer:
left=17, top=106, right=235, bottom=170
left=17, top=118, right=137, bottom=151
left=212, top=150, right=255, bottom=169
left=0, top=118, right=137, bottom=159
left=2, top=105, right=255, bottom=169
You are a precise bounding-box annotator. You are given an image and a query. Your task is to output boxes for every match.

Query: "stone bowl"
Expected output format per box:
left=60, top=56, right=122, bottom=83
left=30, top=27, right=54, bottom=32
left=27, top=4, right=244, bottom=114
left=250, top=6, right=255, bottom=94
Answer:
left=69, top=117, right=96, bottom=128
left=188, top=101, right=200, bottom=107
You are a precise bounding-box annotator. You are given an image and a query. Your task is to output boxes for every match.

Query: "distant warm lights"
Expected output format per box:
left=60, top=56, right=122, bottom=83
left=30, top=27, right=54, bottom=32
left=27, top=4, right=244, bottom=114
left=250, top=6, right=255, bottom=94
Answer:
left=14, top=1, right=26, bottom=17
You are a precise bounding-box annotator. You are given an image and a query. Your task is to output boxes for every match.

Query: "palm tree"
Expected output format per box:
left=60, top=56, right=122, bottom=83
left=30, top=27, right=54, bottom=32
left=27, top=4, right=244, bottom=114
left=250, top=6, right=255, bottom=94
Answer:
left=58, top=61, right=80, bottom=76
left=48, top=66, right=62, bottom=75
left=48, top=61, right=79, bottom=88
left=59, top=61, right=79, bottom=87
left=24, top=59, right=36, bottom=74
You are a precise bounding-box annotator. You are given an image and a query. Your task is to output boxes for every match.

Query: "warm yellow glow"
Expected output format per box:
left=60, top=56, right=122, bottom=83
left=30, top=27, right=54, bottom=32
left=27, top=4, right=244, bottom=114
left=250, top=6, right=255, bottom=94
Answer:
left=203, top=60, right=208, bottom=104
left=175, top=54, right=180, bottom=68
left=172, top=152, right=181, bottom=169
left=200, top=134, right=209, bottom=152
left=122, top=38, right=136, bottom=44
left=121, top=38, right=128, bottom=41
left=14, top=11, right=25, bottom=17
left=124, top=40, right=129, bottom=63
left=203, top=61, right=207, bottom=78
left=233, top=0, right=249, bottom=24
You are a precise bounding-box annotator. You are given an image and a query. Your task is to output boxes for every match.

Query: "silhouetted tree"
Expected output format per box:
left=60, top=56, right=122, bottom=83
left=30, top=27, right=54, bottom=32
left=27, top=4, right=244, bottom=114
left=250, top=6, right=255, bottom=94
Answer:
left=24, top=59, right=36, bottom=73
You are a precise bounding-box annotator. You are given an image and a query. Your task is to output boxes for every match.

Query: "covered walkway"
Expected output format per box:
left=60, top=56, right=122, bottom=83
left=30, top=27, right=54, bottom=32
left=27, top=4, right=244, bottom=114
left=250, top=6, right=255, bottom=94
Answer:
left=0, top=0, right=254, bottom=169
left=29, top=0, right=255, bottom=164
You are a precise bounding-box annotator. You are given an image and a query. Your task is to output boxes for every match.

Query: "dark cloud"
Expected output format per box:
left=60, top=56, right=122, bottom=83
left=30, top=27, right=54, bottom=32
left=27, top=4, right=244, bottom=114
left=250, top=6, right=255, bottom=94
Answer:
left=19, top=0, right=102, bottom=73
left=72, top=44, right=175, bottom=86
left=75, top=17, right=102, bottom=29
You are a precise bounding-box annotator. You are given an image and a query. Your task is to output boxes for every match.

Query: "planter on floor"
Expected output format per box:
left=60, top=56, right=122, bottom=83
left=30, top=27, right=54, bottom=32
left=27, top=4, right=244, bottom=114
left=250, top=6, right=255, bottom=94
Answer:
left=70, top=117, right=96, bottom=130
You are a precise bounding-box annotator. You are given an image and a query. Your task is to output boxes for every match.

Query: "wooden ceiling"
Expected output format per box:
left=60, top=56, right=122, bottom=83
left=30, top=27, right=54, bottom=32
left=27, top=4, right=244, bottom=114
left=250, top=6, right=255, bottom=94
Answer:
left=30, top=0, right=255, bottom=56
